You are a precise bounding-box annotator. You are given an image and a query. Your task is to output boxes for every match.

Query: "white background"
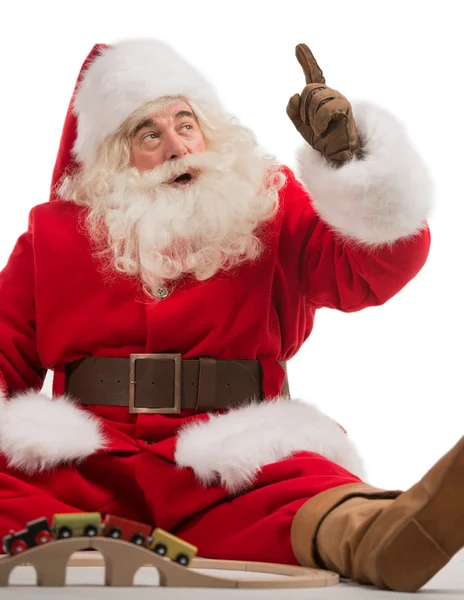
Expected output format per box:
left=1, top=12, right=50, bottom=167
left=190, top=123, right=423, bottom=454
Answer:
left=0, top=0, right=462, bottom=491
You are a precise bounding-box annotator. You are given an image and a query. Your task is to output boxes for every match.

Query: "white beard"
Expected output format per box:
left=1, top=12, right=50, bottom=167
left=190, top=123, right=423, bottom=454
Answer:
left=84, top=146, right=283, bottom=297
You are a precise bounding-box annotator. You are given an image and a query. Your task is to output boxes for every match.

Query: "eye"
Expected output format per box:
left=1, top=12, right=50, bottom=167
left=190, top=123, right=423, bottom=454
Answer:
left=143, top=132, right=160, bottom=141
left=181, top=124, right=194, bottom=131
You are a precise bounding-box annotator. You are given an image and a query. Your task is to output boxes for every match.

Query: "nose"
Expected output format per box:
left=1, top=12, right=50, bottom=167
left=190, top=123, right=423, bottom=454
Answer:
left=164, top=131, right=189, bottom=161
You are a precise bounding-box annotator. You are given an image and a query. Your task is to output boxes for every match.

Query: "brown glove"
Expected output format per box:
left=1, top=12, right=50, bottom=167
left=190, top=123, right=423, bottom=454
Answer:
left=286, top=44, right=363, bottom=166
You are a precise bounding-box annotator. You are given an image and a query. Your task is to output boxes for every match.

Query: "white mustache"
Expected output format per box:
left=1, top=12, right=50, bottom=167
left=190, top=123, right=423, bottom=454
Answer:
left=112, top=150, right=236, bottom=193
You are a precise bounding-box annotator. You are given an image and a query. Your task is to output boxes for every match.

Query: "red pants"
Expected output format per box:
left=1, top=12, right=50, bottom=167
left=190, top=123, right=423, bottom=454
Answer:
left=0, top=448, right=361, bottom=565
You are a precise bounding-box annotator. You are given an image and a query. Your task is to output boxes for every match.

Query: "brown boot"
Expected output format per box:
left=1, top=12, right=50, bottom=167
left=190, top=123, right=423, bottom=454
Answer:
left=291, top=436, right=464, bottom=592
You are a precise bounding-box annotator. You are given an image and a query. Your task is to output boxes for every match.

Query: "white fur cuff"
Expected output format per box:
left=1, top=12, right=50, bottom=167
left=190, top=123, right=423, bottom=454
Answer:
left=174, top=398, right=365, bottom=493
left=297, top=101, right=434, bottom=245
left=0, top=389, right=106, bottom=473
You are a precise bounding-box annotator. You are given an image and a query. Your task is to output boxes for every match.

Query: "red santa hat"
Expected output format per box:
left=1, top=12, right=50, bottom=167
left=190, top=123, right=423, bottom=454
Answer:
left=50, top=39, right=222, bottom=197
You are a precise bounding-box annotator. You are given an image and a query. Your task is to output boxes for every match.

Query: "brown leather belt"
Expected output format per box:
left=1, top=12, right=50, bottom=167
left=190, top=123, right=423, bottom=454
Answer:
left=65, top=355, right=289, bottom=414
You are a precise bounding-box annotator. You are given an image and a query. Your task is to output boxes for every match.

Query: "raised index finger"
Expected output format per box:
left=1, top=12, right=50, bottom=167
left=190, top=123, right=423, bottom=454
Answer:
left=295, top=43, right=326, bottom=85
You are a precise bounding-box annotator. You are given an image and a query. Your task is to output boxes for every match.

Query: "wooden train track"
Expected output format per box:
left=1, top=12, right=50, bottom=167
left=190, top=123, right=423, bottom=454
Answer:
left=0, top=537, right=339, bottom=589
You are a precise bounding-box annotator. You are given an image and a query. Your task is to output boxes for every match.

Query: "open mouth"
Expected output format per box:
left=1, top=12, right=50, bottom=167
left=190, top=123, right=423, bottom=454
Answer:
left=170, top=172, right=195, bottom=186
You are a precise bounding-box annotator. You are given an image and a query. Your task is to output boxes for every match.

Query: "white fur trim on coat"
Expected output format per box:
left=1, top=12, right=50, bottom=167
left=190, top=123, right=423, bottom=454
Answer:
left=174, top=398, right=365, bottom=493
left=0, top=389, right=106, bottom=474
left=73, top=39, right=222, bottom=167
left=297, top=101, right=434, bottom=245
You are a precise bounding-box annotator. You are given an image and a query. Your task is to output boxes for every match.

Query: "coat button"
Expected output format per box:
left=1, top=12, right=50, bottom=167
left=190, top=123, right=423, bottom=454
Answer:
left=154, top=285, right=169, bottom=299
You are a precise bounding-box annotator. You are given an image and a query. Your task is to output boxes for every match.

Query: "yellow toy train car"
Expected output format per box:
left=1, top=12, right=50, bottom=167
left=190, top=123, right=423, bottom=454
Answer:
left=148, top=528, right=197, bottom=566
left=51, top=513, right=102, bottom=539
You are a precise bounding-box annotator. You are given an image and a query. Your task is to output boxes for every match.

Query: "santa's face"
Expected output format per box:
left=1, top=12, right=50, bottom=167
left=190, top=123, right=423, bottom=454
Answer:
left=130, top=99, right=207, bottom=177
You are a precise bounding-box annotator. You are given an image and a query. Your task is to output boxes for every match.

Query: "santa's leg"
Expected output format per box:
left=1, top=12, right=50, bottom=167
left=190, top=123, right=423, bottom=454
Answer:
left=0, top=459, right=82, bottom=537
left=169, top=451, right=362, bottom=565
left=0, top=452, right=151, bottom=538
left=292, top=436, right=464, bottom=592
left=171, top=438, right=464, bottom=592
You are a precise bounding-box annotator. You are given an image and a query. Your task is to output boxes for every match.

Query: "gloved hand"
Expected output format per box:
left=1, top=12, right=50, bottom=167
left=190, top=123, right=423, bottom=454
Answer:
left=175, top=398, right=365, bottom=494
left=286, top=43, right=363, bottom=166
left=0, top=390, right=106, bottom=473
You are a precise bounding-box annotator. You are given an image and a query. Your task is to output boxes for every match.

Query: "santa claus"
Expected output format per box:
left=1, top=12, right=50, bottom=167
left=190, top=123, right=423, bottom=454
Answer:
left=0, top=39, right=461, bottom=592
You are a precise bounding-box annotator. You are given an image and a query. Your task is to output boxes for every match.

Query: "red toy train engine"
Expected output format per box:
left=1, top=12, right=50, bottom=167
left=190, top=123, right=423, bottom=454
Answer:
left=2, top=518, right=52, bottom=555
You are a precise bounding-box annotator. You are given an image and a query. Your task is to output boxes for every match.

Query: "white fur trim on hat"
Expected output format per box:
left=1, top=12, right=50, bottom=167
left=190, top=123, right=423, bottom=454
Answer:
left=297, top=101, right=434, bottom=245
left=174, top=397, right=365, bottom=493
left=0, top=389, right=106, bottom=474
left=73, top=39, right=222, bottom=167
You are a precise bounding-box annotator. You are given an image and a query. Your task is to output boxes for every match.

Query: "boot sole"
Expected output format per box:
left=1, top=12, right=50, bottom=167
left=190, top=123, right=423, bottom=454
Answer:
left=377, top=437, right=464, bottom=592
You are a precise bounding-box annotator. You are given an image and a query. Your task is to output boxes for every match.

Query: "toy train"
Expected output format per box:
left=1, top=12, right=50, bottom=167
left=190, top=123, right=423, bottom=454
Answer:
left=2, top=513, right=197, bottom=566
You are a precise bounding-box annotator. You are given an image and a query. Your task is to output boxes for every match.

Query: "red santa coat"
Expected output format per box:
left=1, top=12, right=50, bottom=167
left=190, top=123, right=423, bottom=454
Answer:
left=0, top=161, right=430, bottom=472
left=0, top=164, right=430, bottom=428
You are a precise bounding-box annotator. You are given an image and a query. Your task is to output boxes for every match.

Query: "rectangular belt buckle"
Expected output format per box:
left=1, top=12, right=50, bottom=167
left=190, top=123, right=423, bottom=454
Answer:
left=129, top=353, right=182, bottom=414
